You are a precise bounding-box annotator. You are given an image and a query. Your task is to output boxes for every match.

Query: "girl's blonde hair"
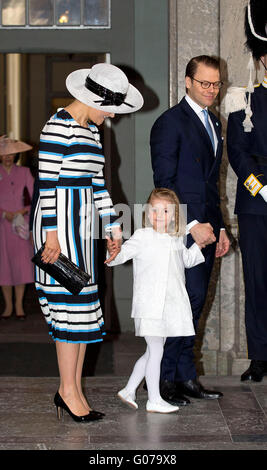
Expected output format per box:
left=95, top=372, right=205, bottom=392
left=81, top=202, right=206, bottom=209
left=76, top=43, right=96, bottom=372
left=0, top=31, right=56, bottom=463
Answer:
left=143, top=188, right=186, bottom=236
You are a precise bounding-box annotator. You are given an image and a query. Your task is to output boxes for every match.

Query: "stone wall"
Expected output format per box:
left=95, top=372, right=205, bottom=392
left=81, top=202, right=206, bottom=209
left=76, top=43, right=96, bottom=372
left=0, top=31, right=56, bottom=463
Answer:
left=169, top=0, right=265, bottom=375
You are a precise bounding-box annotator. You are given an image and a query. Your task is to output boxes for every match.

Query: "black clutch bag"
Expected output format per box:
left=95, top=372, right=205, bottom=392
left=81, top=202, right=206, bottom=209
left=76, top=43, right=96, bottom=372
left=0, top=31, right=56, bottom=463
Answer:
left=32, top=245, right=91, bottom=295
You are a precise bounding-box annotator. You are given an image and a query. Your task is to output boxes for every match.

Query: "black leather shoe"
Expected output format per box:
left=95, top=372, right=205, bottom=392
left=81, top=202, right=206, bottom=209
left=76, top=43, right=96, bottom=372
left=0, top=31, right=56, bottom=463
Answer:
left=177, top=379, right=223, bottom=400
left=160, top=380, right=191, bottom=406
left=241, top=360, right=267, bottom=382
left=143, top=380, right=190, bottom=406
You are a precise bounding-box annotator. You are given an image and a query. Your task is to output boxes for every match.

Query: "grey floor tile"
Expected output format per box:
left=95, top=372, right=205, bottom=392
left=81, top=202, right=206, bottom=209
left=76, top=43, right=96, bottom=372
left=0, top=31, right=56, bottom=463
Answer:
left=250, top=387, right=267, bottom=413
left=222, top=409, right=267, bottom=435
left=90, top=433, right=232, bottom=445
left=232, top=434, right=267, bottom=444
left=218, top=390, right=262, bottom=411
left=216, top=385, right=252, bottom=393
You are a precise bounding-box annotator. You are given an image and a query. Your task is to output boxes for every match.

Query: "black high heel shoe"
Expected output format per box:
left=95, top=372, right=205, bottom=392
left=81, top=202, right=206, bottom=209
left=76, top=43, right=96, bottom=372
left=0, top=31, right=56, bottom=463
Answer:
left=54, top=392, right=104, bottom=422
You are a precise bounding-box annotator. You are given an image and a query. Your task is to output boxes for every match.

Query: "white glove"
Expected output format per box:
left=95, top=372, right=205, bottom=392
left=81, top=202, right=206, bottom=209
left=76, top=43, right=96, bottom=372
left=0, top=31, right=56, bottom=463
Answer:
left=259, top=185, right=267, bottom=203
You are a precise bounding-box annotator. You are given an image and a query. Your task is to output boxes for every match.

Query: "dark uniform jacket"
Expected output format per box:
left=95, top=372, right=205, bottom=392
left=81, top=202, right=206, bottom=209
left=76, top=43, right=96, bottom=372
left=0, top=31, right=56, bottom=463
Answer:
left=227, top=84, right=267, bottom=215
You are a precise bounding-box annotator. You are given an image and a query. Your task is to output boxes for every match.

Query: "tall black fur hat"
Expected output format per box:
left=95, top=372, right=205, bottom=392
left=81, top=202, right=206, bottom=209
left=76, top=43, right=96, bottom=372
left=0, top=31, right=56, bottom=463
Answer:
left=245, top=0, right=267, bottom=59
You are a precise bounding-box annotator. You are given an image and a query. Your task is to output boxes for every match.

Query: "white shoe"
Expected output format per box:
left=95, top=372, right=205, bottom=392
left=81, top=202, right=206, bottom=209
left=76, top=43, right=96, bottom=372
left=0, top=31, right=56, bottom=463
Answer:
left=117, top=388, right=138, bottom=410
left=146, top=399, right=179, bottom=414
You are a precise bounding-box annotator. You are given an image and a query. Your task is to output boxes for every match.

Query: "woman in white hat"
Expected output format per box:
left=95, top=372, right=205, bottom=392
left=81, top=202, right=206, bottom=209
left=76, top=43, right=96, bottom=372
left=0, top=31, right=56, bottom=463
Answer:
left=0, top=136, right=34, bottom=320
left=32, top=63, right=143, bottom=422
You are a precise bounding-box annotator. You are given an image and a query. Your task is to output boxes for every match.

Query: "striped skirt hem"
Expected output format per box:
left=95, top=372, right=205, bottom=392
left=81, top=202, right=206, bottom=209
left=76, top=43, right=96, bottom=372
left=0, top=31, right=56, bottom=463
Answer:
left=35, top=281, right=106, bottom=343
left=48, top=321, right=106, bottom=344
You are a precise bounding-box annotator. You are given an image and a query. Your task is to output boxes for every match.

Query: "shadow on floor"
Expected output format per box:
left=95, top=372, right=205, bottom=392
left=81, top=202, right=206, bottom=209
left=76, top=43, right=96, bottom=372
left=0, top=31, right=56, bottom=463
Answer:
left=0, top=341, right=113, bottom=377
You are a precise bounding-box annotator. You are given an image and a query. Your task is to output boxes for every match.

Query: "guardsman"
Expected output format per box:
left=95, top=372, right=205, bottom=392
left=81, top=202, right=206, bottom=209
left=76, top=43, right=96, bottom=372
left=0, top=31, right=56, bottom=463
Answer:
left=227, top=0, right=267, bottom=381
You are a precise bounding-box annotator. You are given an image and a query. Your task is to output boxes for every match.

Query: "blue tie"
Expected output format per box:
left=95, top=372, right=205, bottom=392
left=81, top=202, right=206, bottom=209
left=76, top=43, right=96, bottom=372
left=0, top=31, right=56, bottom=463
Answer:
left=202, top=109, right=215, bottom=153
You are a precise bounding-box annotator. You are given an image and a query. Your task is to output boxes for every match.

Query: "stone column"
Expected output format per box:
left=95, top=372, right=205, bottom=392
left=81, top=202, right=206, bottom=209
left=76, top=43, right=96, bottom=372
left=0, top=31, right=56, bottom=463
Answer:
left=6, top=54, right=21, bottom=140
left=169, top=0, right=262, bottom=375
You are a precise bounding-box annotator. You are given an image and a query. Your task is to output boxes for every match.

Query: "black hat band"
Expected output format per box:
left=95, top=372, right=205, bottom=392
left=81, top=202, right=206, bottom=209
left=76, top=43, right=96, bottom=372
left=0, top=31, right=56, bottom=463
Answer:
left=85, top=76, right=134, bottom=108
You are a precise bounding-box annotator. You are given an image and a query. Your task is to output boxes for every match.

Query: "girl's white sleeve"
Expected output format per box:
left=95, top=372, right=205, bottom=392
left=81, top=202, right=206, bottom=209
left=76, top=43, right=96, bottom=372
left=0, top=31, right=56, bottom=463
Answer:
left=182, top=242, right=205, bottom=268
left=106, top=230, right=143, bottom=266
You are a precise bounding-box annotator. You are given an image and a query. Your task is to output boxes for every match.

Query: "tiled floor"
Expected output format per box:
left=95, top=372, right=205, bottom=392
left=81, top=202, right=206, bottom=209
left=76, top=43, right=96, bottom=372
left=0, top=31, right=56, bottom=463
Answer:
left=1, top=376, right=267, bottom=450
left=0, top=298, right=267, bottom=450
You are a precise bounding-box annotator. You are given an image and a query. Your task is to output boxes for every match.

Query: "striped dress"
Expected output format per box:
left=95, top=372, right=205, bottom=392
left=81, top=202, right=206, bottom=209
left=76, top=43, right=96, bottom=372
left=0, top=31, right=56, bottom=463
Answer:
left=33, top=108, right=119, bottom=343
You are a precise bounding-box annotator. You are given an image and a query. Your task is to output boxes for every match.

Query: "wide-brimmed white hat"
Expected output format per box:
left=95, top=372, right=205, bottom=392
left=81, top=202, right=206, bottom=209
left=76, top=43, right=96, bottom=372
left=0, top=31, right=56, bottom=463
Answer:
left=66, top=63, right=144, bottom=114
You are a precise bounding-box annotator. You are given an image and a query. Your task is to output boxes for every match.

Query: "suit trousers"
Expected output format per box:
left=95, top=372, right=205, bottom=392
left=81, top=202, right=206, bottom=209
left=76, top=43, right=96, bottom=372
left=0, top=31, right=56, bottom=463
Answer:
left=160, top=241, right=216, bottom=383
left=238, top=214, right=267, bottom=360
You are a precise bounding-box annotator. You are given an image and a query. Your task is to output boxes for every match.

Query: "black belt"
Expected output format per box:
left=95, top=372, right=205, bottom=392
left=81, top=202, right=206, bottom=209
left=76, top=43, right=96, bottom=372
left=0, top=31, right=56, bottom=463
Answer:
left=253, top=155, right=267, bottom=166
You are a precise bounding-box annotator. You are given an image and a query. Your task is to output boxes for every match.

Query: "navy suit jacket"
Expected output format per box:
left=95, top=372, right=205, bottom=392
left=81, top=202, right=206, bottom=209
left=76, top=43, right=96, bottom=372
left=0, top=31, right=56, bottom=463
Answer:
left=150, top=97, right=224, bottom=240
left=227, top=84, right=267, bottom=216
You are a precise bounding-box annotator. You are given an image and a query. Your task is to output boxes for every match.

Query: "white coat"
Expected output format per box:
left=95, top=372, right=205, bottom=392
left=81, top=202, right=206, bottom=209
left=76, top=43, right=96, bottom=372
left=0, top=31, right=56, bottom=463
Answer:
left=107, top=228, right=205, bottom=321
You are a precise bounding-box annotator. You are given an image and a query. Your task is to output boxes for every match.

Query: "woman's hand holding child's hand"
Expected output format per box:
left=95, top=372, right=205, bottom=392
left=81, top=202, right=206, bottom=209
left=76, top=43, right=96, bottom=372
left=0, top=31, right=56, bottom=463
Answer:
left=105, top=235, right=121, bottom=263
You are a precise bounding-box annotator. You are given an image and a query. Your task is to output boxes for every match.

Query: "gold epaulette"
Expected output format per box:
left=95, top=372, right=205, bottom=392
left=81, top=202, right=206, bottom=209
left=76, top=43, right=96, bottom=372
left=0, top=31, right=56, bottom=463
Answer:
left=244, top=174, right=263, bottom=196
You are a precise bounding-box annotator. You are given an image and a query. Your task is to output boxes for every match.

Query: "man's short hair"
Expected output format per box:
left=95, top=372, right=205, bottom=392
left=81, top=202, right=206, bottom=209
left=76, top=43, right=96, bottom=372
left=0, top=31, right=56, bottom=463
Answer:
left=185, top=55, right=220, bottom=79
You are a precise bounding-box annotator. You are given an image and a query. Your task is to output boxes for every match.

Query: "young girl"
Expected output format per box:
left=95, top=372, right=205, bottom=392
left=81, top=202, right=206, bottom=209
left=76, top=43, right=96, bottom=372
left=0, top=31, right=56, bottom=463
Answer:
left=106, top=188, right=205, bottom=413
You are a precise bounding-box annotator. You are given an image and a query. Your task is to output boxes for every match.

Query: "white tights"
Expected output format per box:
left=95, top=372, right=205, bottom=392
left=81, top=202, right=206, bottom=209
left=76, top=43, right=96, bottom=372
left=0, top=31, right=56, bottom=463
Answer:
left=125, top=336, right=165, bottom=404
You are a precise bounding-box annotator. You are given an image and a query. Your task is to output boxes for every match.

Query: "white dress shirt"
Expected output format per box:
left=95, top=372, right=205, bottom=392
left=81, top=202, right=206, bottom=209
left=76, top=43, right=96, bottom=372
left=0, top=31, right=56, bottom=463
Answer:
left=184, top=94, right=224, bottom=233
left=185, top=94, right=218, bottom=154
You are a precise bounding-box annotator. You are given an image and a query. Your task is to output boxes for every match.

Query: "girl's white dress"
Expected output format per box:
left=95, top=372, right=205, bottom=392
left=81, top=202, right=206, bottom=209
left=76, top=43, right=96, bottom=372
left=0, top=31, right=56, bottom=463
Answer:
left=135, top=237, right=201, bottom=337
left=107, top=228, right=205, bottom=338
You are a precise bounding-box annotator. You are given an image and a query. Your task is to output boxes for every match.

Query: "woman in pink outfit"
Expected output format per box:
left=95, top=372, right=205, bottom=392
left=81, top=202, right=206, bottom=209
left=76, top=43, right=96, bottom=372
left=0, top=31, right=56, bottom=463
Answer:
left=0, top=136, right=34, bottom=319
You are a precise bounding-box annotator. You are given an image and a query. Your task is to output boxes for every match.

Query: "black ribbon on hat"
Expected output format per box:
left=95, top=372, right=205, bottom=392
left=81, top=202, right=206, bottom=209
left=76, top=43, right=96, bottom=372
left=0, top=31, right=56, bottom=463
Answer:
left=85, top=76, right=134, bottom=108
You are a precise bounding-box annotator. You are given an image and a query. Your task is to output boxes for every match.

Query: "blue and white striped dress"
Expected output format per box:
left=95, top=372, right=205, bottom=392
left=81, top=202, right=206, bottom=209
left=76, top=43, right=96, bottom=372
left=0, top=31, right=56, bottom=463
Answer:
left=33, top=108, right=119, bottom=343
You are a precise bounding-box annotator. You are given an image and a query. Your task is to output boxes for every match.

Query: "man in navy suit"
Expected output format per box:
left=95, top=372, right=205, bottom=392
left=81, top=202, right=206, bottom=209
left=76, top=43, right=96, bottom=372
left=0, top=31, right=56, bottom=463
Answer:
left=227, top=0, right=267, bottom=382
left=150, top=55, right=230, bottom=406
